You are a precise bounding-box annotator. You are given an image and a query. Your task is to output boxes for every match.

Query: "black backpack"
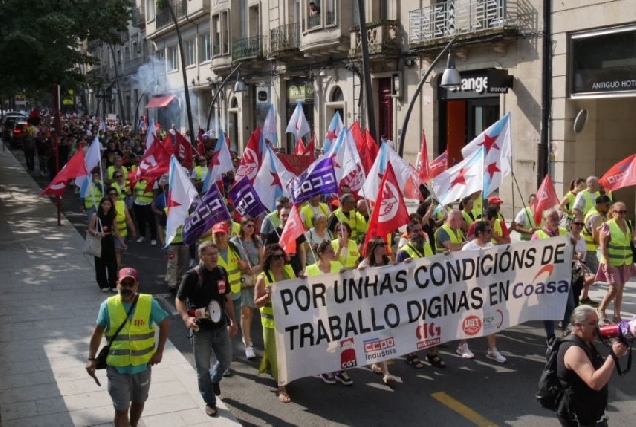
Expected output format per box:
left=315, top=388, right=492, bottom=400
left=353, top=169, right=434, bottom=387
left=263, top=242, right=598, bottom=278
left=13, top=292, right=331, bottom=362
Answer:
left=535, top=335, right=590, bottom=411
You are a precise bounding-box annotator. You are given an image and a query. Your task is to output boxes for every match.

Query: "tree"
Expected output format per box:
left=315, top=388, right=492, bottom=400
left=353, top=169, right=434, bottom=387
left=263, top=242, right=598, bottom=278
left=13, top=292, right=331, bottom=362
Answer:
left=0, top=0, right=133, bottom=98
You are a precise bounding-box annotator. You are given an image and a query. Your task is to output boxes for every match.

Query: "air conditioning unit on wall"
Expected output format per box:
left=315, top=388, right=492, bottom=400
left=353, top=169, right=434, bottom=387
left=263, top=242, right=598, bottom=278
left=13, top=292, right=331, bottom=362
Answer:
left=256, top=87, right=270, bottom=104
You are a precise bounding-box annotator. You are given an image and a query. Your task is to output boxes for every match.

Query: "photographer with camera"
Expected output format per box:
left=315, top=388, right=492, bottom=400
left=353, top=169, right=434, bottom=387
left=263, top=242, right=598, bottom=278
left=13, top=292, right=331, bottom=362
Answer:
left=556, top=305, right=628, bottom=426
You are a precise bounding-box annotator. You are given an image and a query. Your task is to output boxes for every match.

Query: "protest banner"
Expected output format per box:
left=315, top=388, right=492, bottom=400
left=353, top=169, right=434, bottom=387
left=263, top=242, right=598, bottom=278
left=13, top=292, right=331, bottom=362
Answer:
left=272, top=237, right=572, bottom=385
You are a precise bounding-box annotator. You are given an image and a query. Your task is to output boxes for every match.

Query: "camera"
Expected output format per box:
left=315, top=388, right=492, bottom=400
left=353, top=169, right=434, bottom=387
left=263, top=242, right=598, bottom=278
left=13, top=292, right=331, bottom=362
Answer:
left=187, top=307, right=209, bottom=320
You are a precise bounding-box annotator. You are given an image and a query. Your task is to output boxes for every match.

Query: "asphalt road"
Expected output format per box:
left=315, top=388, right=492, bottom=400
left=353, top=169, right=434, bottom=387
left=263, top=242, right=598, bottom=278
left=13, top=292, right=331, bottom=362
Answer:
left=11, top=147, right=636, bottom=427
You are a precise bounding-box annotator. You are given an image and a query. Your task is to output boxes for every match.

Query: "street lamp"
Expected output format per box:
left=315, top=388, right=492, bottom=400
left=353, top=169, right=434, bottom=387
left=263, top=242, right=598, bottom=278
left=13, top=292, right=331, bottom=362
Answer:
left=205, top=64, right=245, bottom=130
left=397, top=37, right=462, bottom=157
left=233, top=72, right=247, bottom=93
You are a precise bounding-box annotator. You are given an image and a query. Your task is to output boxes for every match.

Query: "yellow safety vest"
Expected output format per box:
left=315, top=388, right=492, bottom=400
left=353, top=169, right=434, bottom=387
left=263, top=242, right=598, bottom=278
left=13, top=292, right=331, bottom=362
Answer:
left=534, top=227, right=567, bottom=240
left=577, top=190, right=600, bottom=216
left=194, top=166, right=208, bottom=181
left=305, top=261, right=342, bottom=276
left=107, top=165, right=129, bottom=180
left=331, top=239, right=360, bottom=268
left=231, top=222, right=241, bottom=237
left=401, top=242, right=433, bottom=259
left=115, top=200, right=127, bottom=238
left=600, top=219, right=633, bottom=267
left=259, top=265, right=295, bottom=329
left=332, top=208, right=368, bottom=243
left=105, top=294, right=156, bottom=367
left=518, top=208, right=541, bottom=241
left=435, top=224, right=464, bottom=253
left=84, top=182, right=103, bottom=209
left=266, top=211, right=281, bottom=229
left=563, top=191, right=576, bottom=215
left=217, top=243, right=243, bottom=294
left=461, top=210, right=475, bottom=229
left=300, top=202, right=330, bottom=229
left=582, top=208, right=601, bottom=251
left=134, top=181, right=153, bottom=204
left=471, top=197, right=483, bottom=218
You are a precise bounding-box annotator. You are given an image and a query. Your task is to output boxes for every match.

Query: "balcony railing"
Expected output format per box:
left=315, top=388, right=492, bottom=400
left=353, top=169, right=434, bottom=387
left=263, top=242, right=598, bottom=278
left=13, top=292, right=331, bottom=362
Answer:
left=132, top=7, right=145, bottom=28
left=350, top=20, right=401, bottom=58
left=270, top=23, right=300, bottom=55
left=156, top=0, right=187, bottom=30
left=232, top=35, right=265, bottom=61
left=213, top=0, right=228, bottom=5
left=409, top=0, right=518, bottom=45
left=122, top=57, right=142, bottom=75
left=308, top=14, right=321, bottom=29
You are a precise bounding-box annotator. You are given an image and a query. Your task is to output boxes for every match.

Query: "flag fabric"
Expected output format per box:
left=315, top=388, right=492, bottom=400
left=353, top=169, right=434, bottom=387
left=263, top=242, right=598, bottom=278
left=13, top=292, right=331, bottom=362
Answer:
left=305, top=133, right=316, bottom=161
left=279, top=204, right=304, bottom=254
left=182, top=184, right=231, bottom=245
left=145, top=119, right=156, bottom=150
left=531, top=174, right=560, bottom=224
left=294, top=138, right=307, bottom=156
left=289, top=157, right=338, bottom=204
left=323, top=112, right=344, bottom=153
left=129, top=136, right=171, bottom=187
left=236, top=127, right=263, bottom=183
left=203, top=134, right=234, bottom=193
left=253, top=144, right=296, bottom=211
left=362, top=163, right=409, bottom=257
left=286, top=101, right=311, bottom=141
left=165, top=156, right=199, bottom=246
left=77, top=136, right=102, bottom=197
left=433, top=147, right=485, bottom=206
left=98, top=120, right=106, bottom=132
left=175, top=132, right=194, bottom=169
left=263, top=105, right=277, bottom=146
left=429, top=151, right=449, bottom=180
left=228, top=177, right=268, bottom=219
left=461, top=112, right=511, bottom=196
left=41, top=149, right=88, bottom=196
left=417, top=130, right=432, bottom=181
left=323, top=128, right=365, bottom=192
left=350, top=122, right=379, bottom=175
left=599, top=154, right=636, bottom=192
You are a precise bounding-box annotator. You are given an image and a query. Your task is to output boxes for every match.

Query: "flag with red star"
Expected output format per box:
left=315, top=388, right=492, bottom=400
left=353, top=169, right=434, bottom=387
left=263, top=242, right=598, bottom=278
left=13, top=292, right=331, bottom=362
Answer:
left=323, top=111, right=344, bottom=153
left=165, top=155, right=198, bottom=246
left=461, top=112, right=511, bottom=196
left=433, top=147, right=485, bottom=206
left=286, top=101, right=311, bottom=141
left=253, top=144, right=297, bottom=211
left=202, top=130, right=234, bottom=193
left=322, top=128, right=364, bottom=192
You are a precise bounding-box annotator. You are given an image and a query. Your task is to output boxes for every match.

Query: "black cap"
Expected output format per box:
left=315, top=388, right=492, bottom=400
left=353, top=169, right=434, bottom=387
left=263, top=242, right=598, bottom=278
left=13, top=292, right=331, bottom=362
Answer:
left=596, top=195, right=612, bottom=205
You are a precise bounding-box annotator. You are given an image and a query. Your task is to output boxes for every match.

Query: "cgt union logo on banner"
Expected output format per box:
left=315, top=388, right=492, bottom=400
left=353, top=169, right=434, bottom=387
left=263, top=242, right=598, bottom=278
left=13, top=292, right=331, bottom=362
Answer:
left=340, top=337, right=357, bottom=369
left=363, top=337, right=397, bottom=362
left=462, top=315, right=483, bottom=336
left=416, top=323, right=441, bottom=349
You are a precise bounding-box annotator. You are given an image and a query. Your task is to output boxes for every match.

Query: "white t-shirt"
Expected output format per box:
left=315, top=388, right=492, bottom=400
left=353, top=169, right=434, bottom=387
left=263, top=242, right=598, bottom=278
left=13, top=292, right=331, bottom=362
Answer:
left=514, top=208, right=531, bottom=227
left=462, top=240, right=494, bottom=251
left=568, top=232, right=587, bottom=259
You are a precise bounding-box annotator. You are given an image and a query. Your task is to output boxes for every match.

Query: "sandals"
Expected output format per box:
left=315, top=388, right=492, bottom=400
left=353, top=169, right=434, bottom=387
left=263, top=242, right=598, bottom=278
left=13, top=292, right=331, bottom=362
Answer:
left=426, top=353, right=446, bottom=369
left=382, top=374, right=397, bottom=387
left=611, top=316, right=622, bottom=324
left=598, top=309, right=609, bottom=324
left=405, top=354, right=425, bottom=369
left=370, top=363, right=383, bottom=375
left=278, top=392, right=292, bottom=403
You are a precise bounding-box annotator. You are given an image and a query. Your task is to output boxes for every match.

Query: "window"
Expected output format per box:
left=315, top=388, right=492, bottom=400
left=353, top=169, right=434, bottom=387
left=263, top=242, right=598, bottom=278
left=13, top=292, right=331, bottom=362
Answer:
left=167, top=46, right=178, bottom=71
left=325, top=0, right=335, bottom=25
left=212, top=15, right=220, bottom=56
left=185, top=39, right=196, bottom=66
left=331, top=86, right=344, bottom=102
left=132, top=42, right=138, bottom=58
left=222, top=12, right=230, bottom=54
left=199, top=33, right=211, bottom=62
left=124, top=46, right=130, bottom=61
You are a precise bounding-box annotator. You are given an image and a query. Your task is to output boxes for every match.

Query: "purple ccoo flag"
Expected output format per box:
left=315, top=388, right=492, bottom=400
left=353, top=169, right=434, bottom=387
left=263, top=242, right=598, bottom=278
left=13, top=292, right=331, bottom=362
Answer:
left=182, top=184, right=230, bottom=245
left=228, top=176, right=268, bottom=218
left=289, top=157, right=338, bottom=204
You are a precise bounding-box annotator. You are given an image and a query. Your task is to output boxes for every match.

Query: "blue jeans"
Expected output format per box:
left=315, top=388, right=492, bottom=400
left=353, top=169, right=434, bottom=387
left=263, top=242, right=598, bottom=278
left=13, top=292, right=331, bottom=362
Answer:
left=192, top=326, right=232, bottom=407
left=544, top=285, right=576, bottom=338
left=86, top=207, right=96, bottom=224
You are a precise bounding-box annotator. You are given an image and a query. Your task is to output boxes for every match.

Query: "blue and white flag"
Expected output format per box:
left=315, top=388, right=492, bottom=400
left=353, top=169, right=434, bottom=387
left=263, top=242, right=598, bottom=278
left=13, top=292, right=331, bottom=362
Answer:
left=77, top=136, right=103, bottom=197
left=182, top=184, right=230, bottom=245
left=263, top=105, right=278, bottom=146
left=289, top=157, right=338, bottom=205
left=228, top=176, right=268, bottom=219
left=285, top=101, right=310, bottom=141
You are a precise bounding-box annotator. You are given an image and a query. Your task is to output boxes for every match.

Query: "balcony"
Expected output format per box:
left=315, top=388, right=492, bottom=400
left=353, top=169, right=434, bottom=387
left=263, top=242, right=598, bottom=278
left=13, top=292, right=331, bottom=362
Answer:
left=156, top=0, right=187, bottom=30
left=232, top=35, right=265, bottom=62
left=349, top=20, right=401, bottom=59
left=132, top=7, right=145, bottom=28
left=409, top=0, right=520, bottom=51
left=269, top=23, right=300, bottom=57
left=122, top=57, right=142, bottom=76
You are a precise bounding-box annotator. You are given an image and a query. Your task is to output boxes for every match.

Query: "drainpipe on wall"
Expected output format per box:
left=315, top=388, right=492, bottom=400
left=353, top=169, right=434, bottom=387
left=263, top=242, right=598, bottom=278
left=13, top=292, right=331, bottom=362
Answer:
left=538, top=0, right=552, bottom=186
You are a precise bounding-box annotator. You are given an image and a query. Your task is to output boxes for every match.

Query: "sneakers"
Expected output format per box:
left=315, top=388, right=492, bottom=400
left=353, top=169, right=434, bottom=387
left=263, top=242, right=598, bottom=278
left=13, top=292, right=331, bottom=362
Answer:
left=486, top=348, right=507, bottom=363
left=100, top=288, right=109, bottom=293
left=222, top=369, right=232, bottom=377
left=319, top=373, right=336, bottom=384
left=150, top=239, right=157, bottom=246
left=212, top=382, right=221, bottom=396
left=456, top=343, right=475, bottom=359
left=335, top=371, right=353, bottom=386
left=245, top=346, right=256, bottom=360
left=579, top=297, right=598, bottom=307
left=136, top=236, right=145, bottom=243
left=110, top=288, right=118, bottom=293
left=205, top=405, right=218, bottom=417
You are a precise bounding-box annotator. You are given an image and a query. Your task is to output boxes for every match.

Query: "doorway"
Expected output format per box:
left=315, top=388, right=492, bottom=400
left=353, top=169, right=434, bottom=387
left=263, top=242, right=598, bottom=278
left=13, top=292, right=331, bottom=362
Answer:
left=467, top=98, right=500, bottom=142
left=378, top=77, right=393, bottom=140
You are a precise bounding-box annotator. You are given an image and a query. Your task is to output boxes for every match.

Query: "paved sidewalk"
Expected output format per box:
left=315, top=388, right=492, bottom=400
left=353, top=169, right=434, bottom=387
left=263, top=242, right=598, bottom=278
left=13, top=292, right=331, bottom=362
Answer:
left=0, top=149, right=241, bottom=426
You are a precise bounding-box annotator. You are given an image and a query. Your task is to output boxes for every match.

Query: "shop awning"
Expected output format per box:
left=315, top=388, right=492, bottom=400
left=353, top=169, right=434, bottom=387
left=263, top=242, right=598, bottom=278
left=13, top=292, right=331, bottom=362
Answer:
left=145, top=95, right=175, bottom=109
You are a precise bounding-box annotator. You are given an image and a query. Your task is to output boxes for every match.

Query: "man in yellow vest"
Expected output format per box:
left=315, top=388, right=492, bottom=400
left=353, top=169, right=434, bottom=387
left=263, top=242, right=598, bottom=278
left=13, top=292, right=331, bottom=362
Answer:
left=327, top=193, right=368, bottom=244
left=572, top=175, right=601, bottom=218
left=300, top=195, right=331, bottom=230
left=434, top=209, right=467, bottom=254
left=511, top=193, right=542, bottom=241
left=260, top=196, right=291, bottom=238
left=107, top=156, right=129, bottom=183
left=580, top=195, right=612, bottom=306
left=86, top=268, right=169, bottom=427
left=176, top=241, right=238, bottom=418
left=133, top=179, right=157, bottom=246
left=190, top=156, right=209, bottom=188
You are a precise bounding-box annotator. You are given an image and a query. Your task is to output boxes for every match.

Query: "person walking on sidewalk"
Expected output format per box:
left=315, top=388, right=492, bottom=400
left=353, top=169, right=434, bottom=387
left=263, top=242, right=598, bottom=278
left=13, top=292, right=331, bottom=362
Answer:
left=86, top=268, right=170, bottom=427
left=88, top=197, right=126, bottom=292
left=176, top=241, right=238, bottom=417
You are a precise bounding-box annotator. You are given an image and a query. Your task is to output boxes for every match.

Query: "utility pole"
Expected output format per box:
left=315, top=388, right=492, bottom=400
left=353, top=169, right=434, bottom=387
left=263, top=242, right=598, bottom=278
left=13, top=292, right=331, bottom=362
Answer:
left=356, top=0, right=378, bottom=145
left=53, top=84, right=62, bottom=226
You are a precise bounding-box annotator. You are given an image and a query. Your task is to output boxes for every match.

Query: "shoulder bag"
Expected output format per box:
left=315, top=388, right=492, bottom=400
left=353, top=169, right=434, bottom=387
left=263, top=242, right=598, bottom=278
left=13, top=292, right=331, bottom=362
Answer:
left=84, top=217, right=102, bottom=258
left=95, top=296, right=139, bottom=369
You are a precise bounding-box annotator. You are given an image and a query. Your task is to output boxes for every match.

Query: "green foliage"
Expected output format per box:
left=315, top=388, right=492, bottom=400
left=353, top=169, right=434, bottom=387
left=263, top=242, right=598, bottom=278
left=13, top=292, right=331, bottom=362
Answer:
left=0, top=0, right=133, bottom=97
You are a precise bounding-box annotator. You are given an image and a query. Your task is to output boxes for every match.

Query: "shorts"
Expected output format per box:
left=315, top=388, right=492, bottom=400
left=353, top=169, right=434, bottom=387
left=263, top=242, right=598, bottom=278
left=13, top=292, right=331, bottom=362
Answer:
left=114, top=239, right=123, bottom=250
left=107, top=366, right=151, bottom=411
left=584, top=251, right=599, bottom=275
left=595, top=263, right=636, bottom=285
left=241, top=287, right=256, bottom=308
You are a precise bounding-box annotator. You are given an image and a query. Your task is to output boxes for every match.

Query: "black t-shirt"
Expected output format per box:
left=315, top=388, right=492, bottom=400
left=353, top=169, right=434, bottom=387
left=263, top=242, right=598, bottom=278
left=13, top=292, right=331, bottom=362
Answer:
left=264, top=227, right=306, bottom=275
left=177, top=265, right=230, bottom=330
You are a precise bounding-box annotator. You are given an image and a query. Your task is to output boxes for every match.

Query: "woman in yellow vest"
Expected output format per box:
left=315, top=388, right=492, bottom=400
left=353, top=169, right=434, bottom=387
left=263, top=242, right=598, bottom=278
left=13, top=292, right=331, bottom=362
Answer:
left=108, top=187, right=136, bottom=269
left=254, top=244, right=296, bottom=403
left=596, top=201, right=636, bottom=324
left=560, top=178, right=586, bottom=221
left=459, top=196, right=475, bottom=235
left=331, top=222, right=360, bottom=268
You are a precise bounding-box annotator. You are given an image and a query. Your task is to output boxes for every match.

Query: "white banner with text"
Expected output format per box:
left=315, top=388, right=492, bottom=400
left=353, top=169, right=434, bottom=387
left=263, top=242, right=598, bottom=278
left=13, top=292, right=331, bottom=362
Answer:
left=272, top=237, right=572, bottom=385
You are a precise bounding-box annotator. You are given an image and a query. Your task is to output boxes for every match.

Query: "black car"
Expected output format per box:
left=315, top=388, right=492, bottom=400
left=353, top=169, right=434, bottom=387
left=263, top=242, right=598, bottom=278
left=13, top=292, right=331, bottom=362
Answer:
left=1, top=113, right=28, bottom=146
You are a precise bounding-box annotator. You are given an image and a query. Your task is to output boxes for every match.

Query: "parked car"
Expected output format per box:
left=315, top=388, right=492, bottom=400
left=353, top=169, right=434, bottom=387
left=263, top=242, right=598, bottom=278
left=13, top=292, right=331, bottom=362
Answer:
left=11, top=121, right=29, bottom=148
left=1, top=113, right=27, bottom=146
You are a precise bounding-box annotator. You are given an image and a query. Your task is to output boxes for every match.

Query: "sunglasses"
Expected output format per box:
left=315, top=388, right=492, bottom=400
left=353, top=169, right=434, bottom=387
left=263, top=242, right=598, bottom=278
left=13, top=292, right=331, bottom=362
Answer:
left=573, top=222, right=584, bottom=226
left=614, top=210, right=628, bottom=214
left=119, top=280, right=135, bottom=287
left=374, top=242, right=386, bottom=248
left=272, top=253, right=285, bottom=261
left=109, top=192, right=118, bottom=196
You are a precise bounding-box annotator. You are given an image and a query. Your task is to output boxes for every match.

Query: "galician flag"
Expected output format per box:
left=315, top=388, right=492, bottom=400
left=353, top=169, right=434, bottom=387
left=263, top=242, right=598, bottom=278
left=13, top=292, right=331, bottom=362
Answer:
left=165, top=155, right=198, bottom=246
left=433, top=147, right=485, bottom=206
left=286, top=101, right=310, bottom=141
left=263, top=105, right=278, bottom=146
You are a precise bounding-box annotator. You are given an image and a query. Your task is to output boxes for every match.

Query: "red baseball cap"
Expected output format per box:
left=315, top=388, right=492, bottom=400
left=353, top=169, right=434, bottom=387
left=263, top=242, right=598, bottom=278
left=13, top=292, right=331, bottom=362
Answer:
left=487, top=196, right=504, bottom=205
left=212, top=222, right=229, bottom=235
left=118, top=267, right=138, bottom=282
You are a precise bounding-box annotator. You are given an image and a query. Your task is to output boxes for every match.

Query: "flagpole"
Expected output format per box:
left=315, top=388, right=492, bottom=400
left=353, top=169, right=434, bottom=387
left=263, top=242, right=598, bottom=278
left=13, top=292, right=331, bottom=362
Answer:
left=98, top=157, right=105, bottom=195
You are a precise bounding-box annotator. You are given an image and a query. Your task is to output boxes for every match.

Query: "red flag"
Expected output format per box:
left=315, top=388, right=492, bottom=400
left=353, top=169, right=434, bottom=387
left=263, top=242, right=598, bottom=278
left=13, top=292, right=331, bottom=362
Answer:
left=305, top=133, right=316, bottom=161
left=196, top=129, right=206, bottom=156
left=531, top=175, right=560, bottom=224
left=236, top=127, right=263, bottom=183
left=175, top=132, right=193, bottom=169
left=294, top=138, right=307, bottom=155
left=418, top=130, right=432, bottom=181
left=599, top=154, right=636, bottom=192
left=351, top=122, right=378, bottom=174
left=41, top=149, right=88, bottom=196
left=429, top=150, right=448, bottom=179
left=279, top=204, right=304, bottom=254
left=362, top=163, right=409, bottom=256
left=129, top=136, right=172, bottom=187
